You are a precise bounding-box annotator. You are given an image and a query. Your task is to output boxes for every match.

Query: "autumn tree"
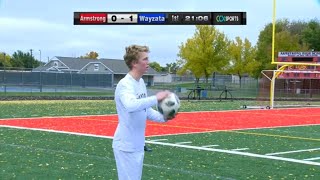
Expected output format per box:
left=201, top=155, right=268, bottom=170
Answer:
left=0, top=52, right=11, bottom=68
left=80, top=51, right=99, bottom=59
left=178, top=25, right=229, bottom=86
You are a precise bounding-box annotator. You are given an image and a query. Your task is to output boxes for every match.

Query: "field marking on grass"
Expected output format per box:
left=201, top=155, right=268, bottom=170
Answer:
left=304, top=157, right=320, bottom=161
left=0, top=125, right=114, bottom=139
left=232, top=131, right=320, bottom=142
left=148, top=139, right=168, bottom=142
left=266, top=148, right=320, bottom=156
left=145, top=140, right=320, bottom=166
left=201, top=145, right=220, bottom=148
left=231, top=148, right=249, bottom=151
left=2, top=125, right=320, bottom=167
left=147, top=124, right=320, bottom=141
left=175, top=141, right=192, bottom=145
left=238, top=111, right=320, bottom=118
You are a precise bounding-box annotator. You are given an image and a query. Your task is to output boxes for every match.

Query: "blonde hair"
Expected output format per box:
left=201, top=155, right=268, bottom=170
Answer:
left=123, top=45, right=149, bottom=69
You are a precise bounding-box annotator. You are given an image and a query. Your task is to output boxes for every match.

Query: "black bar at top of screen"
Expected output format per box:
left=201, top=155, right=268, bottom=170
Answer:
left=73, top=12, right=247, bottom=25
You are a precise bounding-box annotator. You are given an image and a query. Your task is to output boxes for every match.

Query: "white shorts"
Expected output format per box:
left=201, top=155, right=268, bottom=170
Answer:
left=113, top=148, right=145, bottom=180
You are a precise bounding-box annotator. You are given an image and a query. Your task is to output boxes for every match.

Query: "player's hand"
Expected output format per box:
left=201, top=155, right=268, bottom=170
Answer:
left=156, top=90, right=171, bottom=102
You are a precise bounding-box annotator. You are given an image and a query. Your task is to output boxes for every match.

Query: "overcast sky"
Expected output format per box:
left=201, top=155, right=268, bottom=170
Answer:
left=0, top=0, right=319, bottom=65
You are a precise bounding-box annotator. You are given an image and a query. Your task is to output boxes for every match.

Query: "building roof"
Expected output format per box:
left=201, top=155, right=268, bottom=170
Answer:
left=56, top=56, right=98, bottom=70
left=34, top=56, right=159, bottom=75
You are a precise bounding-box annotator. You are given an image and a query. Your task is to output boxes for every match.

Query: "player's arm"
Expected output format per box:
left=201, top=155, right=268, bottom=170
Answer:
left=118, top=83, right=157, bottom=113
left=146, top=107, right=166, bottom=122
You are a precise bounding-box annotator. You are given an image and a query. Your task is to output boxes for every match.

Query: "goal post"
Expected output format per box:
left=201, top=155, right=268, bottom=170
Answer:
left=260, top=68, right=320, bottom=109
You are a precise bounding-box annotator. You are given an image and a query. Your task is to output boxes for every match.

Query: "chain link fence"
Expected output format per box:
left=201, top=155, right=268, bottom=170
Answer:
left=0, top=67, right=113, bottom=97
left=1, top=68, right=320, bottom=102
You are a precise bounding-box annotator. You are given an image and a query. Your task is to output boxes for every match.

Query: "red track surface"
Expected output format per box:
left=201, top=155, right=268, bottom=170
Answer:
left=1, top=108, right=320, bottom=137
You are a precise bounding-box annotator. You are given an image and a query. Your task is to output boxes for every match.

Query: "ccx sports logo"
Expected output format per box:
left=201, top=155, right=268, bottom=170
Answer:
left=216, top=15, right=239, bottom=22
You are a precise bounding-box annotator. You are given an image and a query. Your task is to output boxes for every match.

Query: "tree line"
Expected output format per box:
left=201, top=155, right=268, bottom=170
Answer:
left=176, top=18, right=320, bottom=86
left=0, top=50, right=43, bottom=69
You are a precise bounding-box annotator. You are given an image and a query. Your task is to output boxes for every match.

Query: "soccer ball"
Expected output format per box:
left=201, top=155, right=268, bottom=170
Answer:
left=157, top=93, right=180, bottom=120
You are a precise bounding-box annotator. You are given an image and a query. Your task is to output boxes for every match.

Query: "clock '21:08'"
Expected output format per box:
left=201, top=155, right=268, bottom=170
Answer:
left=74, top=12, right=247, bottom=25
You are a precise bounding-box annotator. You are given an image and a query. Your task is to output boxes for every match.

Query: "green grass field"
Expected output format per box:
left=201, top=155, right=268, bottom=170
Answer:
left=1, top=100, right=320, bottom=179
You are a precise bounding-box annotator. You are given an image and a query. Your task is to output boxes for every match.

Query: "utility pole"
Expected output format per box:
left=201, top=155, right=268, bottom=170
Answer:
left=39, top=49, right=41, bottom=62
left=30, top=49, right=33, bottom=69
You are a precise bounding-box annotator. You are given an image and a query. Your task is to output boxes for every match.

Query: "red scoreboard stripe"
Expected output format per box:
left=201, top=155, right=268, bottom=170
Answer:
left=79, top=13, right=107, bottom=24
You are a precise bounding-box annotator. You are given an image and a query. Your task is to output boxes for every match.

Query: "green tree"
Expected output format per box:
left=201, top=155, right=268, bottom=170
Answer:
left=227, top=37, right=260, bottom=86
left=302, top=19, right=320, bottom=51
left=80, top=51, right=99, bottom=59
left=255, top=19, right=309, bottom=77
left=165, top=62, right=179, bottom=73
left=149, top=61, right=162, bottom=72
left=11, top=50, right=41, bottom=69
left=178, top=25, right=229, bottom=86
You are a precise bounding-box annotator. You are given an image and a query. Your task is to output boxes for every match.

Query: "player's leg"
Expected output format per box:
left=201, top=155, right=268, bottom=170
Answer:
left=113, top=149, right=145, bottom=180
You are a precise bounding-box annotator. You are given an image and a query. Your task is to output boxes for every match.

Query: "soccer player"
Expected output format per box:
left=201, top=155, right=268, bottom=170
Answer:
left=112, top=44, right=172, bottom=180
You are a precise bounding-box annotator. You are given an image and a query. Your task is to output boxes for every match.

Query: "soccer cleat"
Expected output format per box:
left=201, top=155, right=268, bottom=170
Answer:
left=144, top=145, right=152, bottom=152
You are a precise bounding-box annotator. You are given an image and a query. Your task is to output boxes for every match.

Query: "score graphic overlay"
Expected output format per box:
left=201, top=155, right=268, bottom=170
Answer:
left=74, top=12, right=247, bottom=25
left=107, top=14, right=137, bottom=24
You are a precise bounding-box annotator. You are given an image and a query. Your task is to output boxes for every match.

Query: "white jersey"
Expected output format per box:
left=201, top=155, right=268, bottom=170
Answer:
left=112, top=73, right=165, bottom=152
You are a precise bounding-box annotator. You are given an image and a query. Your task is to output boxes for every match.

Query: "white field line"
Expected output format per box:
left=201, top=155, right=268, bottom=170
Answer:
left=2, top=125, right=320, bottom=166
left=304, top=157, right=320, bottom=161
left=231, top=148, right=249, bottom=151
left=0, top=125, right=114, bottom=139
left=148, top=139, right=168, bottom=142
left=265, top=148, right=320, bottom=156
left=201, top=145, right=220, bottom=148
left=145, top=140, right=320, bottom=166
left=175, top=141, right=192, bottom=145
